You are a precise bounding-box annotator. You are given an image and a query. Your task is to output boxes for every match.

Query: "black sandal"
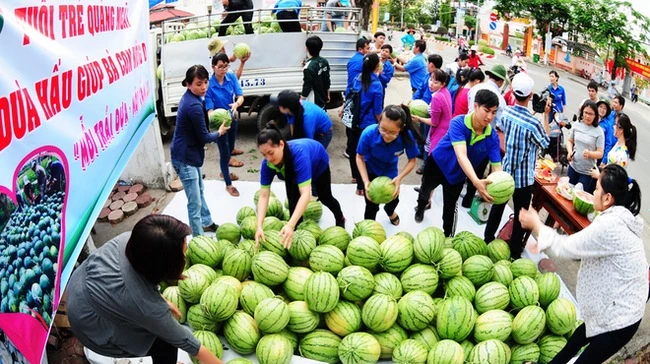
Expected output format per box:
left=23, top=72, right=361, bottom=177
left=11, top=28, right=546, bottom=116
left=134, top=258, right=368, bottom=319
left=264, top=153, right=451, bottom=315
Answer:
left=389, top=213, right=400, bottom=226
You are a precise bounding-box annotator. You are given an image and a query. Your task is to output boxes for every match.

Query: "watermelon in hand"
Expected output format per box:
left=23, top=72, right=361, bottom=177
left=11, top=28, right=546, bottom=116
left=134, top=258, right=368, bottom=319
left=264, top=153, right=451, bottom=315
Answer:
left=209, top=108, right=232, bottom=130
left=367, top=176, right=396, bottom=204
left=410, top=99, right=430, bottom=118
left=486, top=171, right=515, bottom=204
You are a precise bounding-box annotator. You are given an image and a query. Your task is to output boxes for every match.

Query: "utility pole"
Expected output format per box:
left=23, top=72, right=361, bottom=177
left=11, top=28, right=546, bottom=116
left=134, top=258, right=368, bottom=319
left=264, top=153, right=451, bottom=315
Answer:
left=474, top=0, right=480, bottom=44
left=400, top=0, right=404, bottom=30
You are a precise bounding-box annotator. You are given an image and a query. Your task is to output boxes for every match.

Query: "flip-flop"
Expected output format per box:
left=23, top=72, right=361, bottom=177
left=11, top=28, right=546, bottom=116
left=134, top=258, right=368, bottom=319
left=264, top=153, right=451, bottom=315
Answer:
left=226, top=186, right=240, bottom=197
left=231, top=148, right=244, bottom=156
left=220, top=172, right=239, bottom=181
left=389, top=213, right=400, bottom=226
left=229, top=158, right=244, bottom=167
left=355, top=189, right=364, bottom=196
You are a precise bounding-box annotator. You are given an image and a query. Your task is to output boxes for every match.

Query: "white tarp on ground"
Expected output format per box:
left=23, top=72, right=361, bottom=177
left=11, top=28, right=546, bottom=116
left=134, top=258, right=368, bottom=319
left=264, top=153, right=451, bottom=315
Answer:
left=86, top=180, right=580, bottom=364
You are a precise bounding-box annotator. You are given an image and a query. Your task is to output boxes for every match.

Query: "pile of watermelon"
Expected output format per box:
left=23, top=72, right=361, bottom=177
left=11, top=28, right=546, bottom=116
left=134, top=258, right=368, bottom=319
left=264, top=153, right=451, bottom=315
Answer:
left=161, top=192, right=580, bottom=364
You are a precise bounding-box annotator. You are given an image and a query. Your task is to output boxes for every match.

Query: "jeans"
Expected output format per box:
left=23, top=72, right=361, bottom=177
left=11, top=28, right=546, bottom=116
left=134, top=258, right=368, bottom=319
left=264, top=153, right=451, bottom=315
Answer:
left=315, top=128, right=333, bottom=150
left=419, top=123, right=430, bottom=157
left=321, top=14, right=344, bottom=31
left=276, top=11, right=301, bottom=32
left=364, top=173, right=400, bottom=220
left=567, top=165, right=595, bottom=193
left=218, top=10, right=254, bottom=36
left=217, top=119, right=238, bottom=186
left=417, top=156, right=464, bottom=237
left=346, top=127, right=364, bottom=190
left=172, top=160, right=214, bottom=236
left=484, top=185, right=533, bottom=259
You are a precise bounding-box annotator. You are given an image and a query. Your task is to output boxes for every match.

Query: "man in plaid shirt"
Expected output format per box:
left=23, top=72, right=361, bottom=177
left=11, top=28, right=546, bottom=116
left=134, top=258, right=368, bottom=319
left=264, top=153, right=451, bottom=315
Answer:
left=483, top=73, right=551, bottom=259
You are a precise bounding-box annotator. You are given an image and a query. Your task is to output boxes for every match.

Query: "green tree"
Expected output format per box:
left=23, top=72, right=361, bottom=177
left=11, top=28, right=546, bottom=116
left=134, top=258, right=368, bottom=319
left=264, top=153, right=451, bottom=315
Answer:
left=439, top=1, right=453, bottom=27
left=493, top=0, right=571, bottom=35
left=464, top=15, right=476, bottom=30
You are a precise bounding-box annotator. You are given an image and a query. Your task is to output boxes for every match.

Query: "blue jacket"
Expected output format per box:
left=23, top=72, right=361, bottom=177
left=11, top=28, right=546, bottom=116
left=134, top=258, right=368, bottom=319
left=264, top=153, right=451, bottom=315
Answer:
left=346, top=52, right=364, bottom=96
left=170, top=90, right=220, bottom=167
left=352, top=74, right=384, bottom=130
left=413, top=77, right=432, bottom=104
left=379, top=60, right=395, bottom=89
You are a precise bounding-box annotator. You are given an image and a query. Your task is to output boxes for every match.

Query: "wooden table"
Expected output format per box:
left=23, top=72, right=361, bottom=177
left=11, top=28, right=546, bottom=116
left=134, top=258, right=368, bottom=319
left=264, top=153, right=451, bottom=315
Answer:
left=531, top=184, right=591, bottom=234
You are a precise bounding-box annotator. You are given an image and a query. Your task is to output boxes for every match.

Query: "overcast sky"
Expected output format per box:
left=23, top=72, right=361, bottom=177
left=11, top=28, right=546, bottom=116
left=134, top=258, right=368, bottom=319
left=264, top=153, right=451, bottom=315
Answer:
left=629, top=0, right=650, bottom=18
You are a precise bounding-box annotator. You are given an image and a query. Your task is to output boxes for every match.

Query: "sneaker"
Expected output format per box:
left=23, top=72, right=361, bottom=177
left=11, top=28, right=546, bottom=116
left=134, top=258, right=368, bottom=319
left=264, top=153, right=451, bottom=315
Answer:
left=343, top=151, right=350, bottom=159
left=414, top=208, right=424, bottom=223
left=203, top=223, right=218, bottom=233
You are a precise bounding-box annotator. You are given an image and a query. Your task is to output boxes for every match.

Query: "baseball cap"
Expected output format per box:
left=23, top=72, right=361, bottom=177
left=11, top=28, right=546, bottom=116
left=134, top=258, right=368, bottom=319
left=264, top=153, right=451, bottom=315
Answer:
left=208, top=38, right=229, bottom=57
left=512, top=73, right=534, bottom=97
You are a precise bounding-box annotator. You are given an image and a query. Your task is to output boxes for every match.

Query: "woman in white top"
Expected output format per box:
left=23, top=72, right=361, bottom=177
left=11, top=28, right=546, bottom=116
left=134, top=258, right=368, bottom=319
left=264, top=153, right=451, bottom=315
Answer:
left=520, top=164, right=647, bottom=364
left=592, top=113, right=637, bottom=180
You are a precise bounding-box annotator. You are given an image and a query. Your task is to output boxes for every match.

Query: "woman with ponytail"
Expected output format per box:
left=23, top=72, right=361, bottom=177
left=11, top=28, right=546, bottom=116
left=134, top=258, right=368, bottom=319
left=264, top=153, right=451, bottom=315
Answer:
left=591, top=113, right=637, bottom=179
left=520, top=164, right=647, bottom=364
left=356, top=105, right=424, bottom=224
left=254, top=123, right=345, bottom=249
left=277, top=90, right=333, bottom=148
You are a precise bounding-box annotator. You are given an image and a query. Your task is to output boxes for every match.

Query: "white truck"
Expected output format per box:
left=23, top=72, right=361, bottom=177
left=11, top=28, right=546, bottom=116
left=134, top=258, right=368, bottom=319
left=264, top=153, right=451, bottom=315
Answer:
left=150, top=7, right=362, bottom=136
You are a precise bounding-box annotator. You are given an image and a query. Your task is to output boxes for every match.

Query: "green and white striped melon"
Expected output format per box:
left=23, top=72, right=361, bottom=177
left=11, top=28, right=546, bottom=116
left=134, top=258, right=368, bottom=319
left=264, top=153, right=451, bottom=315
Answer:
left=444, top=276, right=476, bottom=302
left=362, top=293, right=399, bottom=332
left=239, top=280, right=275, bottom=316
left=262, top=216, right=283, bottom=232
left=266, top=197, right=285, bottom=220
left=223, top=311, right=261, bottom=354
left=462, top=254, right=495, bottom=286
left=222, top=249, right=252, bottom=281
left=452, top=231, right=488, bottom=260
left=299, top=329, right=342, bottom=364
left=474, top=281, right=510, bottom=314
left=217, top=222, right=241, bottom=244
left=510, top=343, right=541, bottom=364
left=162, top=286, right=187, bottom=323
left=410, top=325, right=439, bottom=351
left=304, top=200, right=323, bottom=221
left=191, top=331, right=223, bottom=363
left=319, top=226, right=351, bottom=251
left=414, top=227, right=445, bottom=264
left=287, top=300, right=320, bottom=333
left=437, top=248, right=463, bottom=279
left=468, top=339, right=511, bottom=364
left=473, top=309, right=513, bottom=342
left=347, top=236, right=382, bottom=270
left=373, top=272, right=403, bottom=300
left=200, top=282, right=238, bottom=321
left=240, top=216, right=258, bottom=240
left=303, top=271, right=340, bottom=313
left=283, top=266, right=313, bottom=301
left=215, top=239, right=237, bottom=260
left=380, top=235, right=414, bottom=273
left=187, top=304, right=219, bottom=332
left=309, top=245, right=345, bottom=274
left=486, top=239, right=511, bottom=262
left=187, top=263, right=219, bottom=284
left=251, top=251, right=289, bottom=286
left=395, top=231, right=415, bottom=243
left=352, top=219, right=386, bottom=243
left=537, top=272, right=561, bottom=307
left=400, top=264, right=439, bottom=295
left=324, top=301, right=362, bottom=336
left=492, top=262, right=514, bottom=286
left=178, top=268, right=212, bottom=304
left=254, top=189, right=276, bottom=205
left=512, top=305, right=546, bottom=344
left=436, top=296, right=477, bottom=341
left=337, top=265, right=375, bottom=301
left=427, top=339, right=465, bottom=364
left=510, top=258, right=538, bottom=278
left=289, top=229, right=317, bottom=261
left=397, top=290, right=437, bottom=331
left=259, top=229, right=287, bottom=257
left=297, top=219, right=323, bottom=241
left=338, top=332, right=381, bottom=364
left=254, top=297, right=290, bottom=333
left=256, top=333, right=293, bottom=364
left=371, top=324, right=409, bottom=359
left=546, top=298, right=577, bottom=335
left=236, top=206, right=256, bottom=225
left=509, top=276, right=540, bottom=309
left=276, top=329, right=298, bottom=350
left=225, top=359, right=253, bottom=364
left=459, top=340, right=474, bottom=361
left=539, top=335, right=568, bottom=364
left=392, top=339, right=429, bottom=364
left=187, top=236, right=221, bottom=268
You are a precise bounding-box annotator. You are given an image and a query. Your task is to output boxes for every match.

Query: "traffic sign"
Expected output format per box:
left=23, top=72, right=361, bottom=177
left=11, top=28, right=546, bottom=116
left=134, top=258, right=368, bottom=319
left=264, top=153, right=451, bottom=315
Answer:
left=490, top=13, right=498, bottom=21
left=489, top=21, right=497, bottom=30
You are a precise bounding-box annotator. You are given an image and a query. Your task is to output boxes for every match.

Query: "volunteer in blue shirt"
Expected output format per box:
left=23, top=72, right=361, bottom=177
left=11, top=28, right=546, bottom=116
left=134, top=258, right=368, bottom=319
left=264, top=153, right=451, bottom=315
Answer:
left=255, top=124, right=346, bottom=248
left=170, top=65, right=229, bottom=236
left=357, top=105, right=423, bottom=224
left=394, top=40, right=429, bottom=93
left=346, top=38, right=370, bottom=96
left=400, top=29, right=416, bottom=50
left=548, top=70, right=567, bottom=122
left=277, top=90, right=333, bottom=148
left=348, top=52, right=384, bottom=196
left=412, top=54, right=443, bottom=104
left=379, top=44, right=395, bottom=90
left=205, top=52, right=245, bottom=197
left=414, top=89, right=503, bottom=237
left=272, top=0, right=303, bottom=32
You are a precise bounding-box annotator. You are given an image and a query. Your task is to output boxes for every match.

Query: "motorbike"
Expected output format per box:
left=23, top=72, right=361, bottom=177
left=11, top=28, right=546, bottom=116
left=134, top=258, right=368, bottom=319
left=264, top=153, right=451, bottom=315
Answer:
left=505, top=48, right=512, bottom=57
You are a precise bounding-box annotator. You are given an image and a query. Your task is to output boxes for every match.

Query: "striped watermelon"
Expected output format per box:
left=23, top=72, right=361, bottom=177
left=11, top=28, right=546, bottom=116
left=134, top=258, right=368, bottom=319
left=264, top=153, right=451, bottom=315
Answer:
left=200, top=282, right=238, bottom=321
left=259, top=229, right=287, bottom=257
left=187, top=304, right=219, bottom=332
left=299, top=329, right=342, bottom=364
left=347, top=236, right=382, bottom=270
left=444, top=276, right=476, bottom=302
left=309, top=245, right=345, bottom=274
left=324, top=301, right=362, bottom=336
left=427, top=339, right=465, bottom=364
left=437, top=248, right=463, bottom=279
left=282, top=208, right=290, bottom=221
left=410, top=325, right=439, bottom=351
left=473, top=309, right=513, bottom=342
left=215, top=275, right=243, bottom=295
left=462, top=255, right=495, bottom=286
left=277, top=329, right=298, bottom=350
left=188, top=264, right=219, bottom=284
left=225, top=360, right=253, bottom=364
left=452, top=231, right=488, bottom=260
left=223, top=311, right=261, bottom=354
left=371, top=324, right=409, bottom=359
left=352, top=219, right=386, bottom=243
left=512, top=306, right=546, bottom=344
left=256, top=333, right=293, bottom=364
left=487, top=239, right=511, bottom=262
left=162, top=286, right=187, bottom=323
left=436, top=296, right=477, bottom=341
left=266, top=197, right=285, bottom=220
left=236, top=206, right=256, bottom=225
left=414, top=227, right=445, bottom=264
left=510, top=343, right=541, bottom=364
left=395, top=231, right=415, bottom=243
left=187, top=236, right=221, bottom=268
left=510, top=258, right=538, bottom=278
left=367, top=176, right=396, bottom=204
left=191, top=331, right=223, bottom=363
left=400, top=264, right=439, bottom=294
left=288, top=229, right=317, bottom=261
left=373, top=272, right=403, bottom=300
left=217, top=222, right=241, bottom=244
left=297, top=219, right=323, bottom=240
left=254, top=297, right=290, bottom=333
left=337, top=265, right=375, bottom=301
left=251, top=251, right=289, bottom=286
left=287, top=300, right=320, bottom=333
left=468, top=339, right=511, bottom=364
left=474, top=281, right=510, bottom=314
left=546, top=298, right=577, bottom=335
left=362, top=293, right=399, bottom=332
left=222, top=249, right=252, bottom=281
left=397, top=290, right=437, bottom=331
left=538, top=335, right=567, bottom=364
left=338, top=332, right=381, bottom=364
left=509, top=276, right=540, bottom=309
left=304, top=200, right=323, bottom=221
left=239, top=280, right=275, bottom=316
left=459, top=340, right=474, bottom=361
left=492, top=262, right=514, bottom=286
left=303, top=271, right=340, bottom=313
left=254, top=189, right=276, bottom=205
left=262, top=216, right=283, bottom=231
left=240, top=216, right=258, bottom=240
left=537, top=272, right=561, bottom=307
left=380, top=235, right=414, bottom=273
left=393, top=339, right=429, bottom=364
left=319, top=226, right=351, bottom=251
left=216, top=239, right=237, bottom=261
left=178, top=269, right=211, bottom=303
left=283, top=266, right=313, bottom=301
left=237, top=239, right=256, bottom=257
left=486, top=171, right=515, bottom=204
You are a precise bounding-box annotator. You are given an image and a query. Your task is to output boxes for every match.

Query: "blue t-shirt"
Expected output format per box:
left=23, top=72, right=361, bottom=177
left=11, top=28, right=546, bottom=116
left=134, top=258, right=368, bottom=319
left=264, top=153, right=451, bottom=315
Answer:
left=600, top=111, right=617, bottom=160
left=287, top=100, right=332, bottom=139
left=352, top=74, right=384, bottom=130
left=404, top=53, right=428, bottom=91
left=379, top=60, right=395, bottom=89
left=205, top=71, right=244, bottom=111
left=273, top=0, right=302, bottom=15
left=432, top=114, right=502, bottom=185
left=548, top=84, right=567, bottom=113
left=346, top=52, right=364, bottom=96
left=413, top=77, right=432, bottom=104
left=260, top=139, right=329, bottom=188
left=356, top=124, right=420, bottom=178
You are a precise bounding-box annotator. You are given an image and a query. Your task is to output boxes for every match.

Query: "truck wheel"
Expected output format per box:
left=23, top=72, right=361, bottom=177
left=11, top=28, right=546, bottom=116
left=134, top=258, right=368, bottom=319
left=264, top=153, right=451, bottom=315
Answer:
left=257, top=103, right=290, bottom=139
left=326, top=91, right=344, bottom=109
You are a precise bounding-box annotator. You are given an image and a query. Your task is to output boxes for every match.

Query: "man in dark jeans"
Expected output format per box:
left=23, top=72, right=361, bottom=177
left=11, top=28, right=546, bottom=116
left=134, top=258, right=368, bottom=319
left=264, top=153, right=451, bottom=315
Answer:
left=218, top=0, right=254, bottom=36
